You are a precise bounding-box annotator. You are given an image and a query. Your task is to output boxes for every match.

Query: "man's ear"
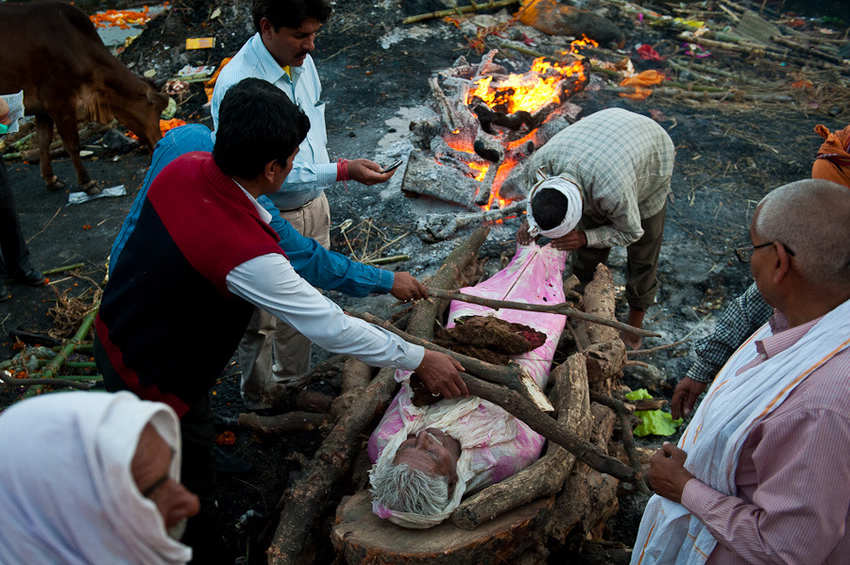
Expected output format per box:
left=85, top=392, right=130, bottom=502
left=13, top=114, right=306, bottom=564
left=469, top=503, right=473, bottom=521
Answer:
left=261, top=159, right=278, bottom=185
left=772, top=242, right=792, bottom=285
left=259, top=17, right=273, bottom=38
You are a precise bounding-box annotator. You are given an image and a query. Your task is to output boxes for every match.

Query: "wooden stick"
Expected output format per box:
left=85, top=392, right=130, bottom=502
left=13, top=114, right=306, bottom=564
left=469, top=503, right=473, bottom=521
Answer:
left=403, top=0, right=519, bottom=24
left=426, top=287, right=661, bottom=338
left=364, top=254, right=409, bottom=266
left=770, top=34, right=848, bottom=66
left=0, top=377, right=97, bottom=390
left=349, top=310, right=530, bottom=394
left=236, top=411, right=329, bottom=435
left=407, top=225, right=491, bottom=340
left=589, top=392, right=650, bottom=494
left=451, top=353, right=589, bottom=529
left=462, top=372, right=637, bottom=482
left=25, top=309, right=97, bottom=399
left=42, top=262, right=86, bottom=276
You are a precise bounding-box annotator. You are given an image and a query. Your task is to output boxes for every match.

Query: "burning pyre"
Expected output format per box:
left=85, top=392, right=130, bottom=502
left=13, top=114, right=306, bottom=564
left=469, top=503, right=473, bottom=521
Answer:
left=404, top=36, right=597, bottom=225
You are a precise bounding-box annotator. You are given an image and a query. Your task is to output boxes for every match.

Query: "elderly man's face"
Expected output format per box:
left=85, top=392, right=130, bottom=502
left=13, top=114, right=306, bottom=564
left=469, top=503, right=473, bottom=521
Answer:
left=132, top=424, right=200, bottom=531
left=393, top=428, right=461, bottom=486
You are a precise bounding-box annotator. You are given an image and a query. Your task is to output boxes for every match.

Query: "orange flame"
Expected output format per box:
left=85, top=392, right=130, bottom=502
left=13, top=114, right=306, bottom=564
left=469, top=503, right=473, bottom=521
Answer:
left=467, top=57, right=587, bottom=115
left=467, top=162, right=489, bottom=181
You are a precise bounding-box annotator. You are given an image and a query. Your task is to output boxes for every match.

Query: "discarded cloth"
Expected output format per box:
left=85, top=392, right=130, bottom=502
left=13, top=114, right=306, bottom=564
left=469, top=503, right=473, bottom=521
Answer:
left=812, top=123, right=850, bottom=189
left=619, top=70, right=665, bottom=100
left=368, top=243, right=568, bottom=528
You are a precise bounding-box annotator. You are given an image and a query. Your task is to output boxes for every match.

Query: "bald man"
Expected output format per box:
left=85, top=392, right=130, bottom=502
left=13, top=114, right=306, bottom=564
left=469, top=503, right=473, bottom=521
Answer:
left=633, top=179, right=850, bottom=564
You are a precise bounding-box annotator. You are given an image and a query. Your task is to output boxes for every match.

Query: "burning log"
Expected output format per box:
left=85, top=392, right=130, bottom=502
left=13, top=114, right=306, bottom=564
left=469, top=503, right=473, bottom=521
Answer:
left=416, top=200, right=526, bottom=242
left=401, top=149, right=482, bottom=209
left=581, top=264, right=626, bottom=394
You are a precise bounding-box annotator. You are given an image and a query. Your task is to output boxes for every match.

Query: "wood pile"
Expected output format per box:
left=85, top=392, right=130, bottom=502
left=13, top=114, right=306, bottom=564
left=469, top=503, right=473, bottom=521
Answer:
left=246, top=225, right=648, bottom=564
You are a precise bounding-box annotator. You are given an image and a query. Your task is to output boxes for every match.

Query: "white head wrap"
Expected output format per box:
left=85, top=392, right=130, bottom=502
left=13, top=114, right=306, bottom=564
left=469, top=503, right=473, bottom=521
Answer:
left=526, top=174, right=583, bottom=239
left=0, top=391, right=192, bottom=565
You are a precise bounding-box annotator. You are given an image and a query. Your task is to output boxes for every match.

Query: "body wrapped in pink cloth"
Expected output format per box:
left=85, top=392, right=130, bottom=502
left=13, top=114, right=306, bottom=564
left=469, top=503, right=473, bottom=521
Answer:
left=368, top=243, right=568, bottom=528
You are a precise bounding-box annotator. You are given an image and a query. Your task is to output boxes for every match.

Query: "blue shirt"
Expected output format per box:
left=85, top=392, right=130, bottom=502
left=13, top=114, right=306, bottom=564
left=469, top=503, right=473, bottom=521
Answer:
left=109, top=124, right=393, bottom=296
left=210, top=34, right=336, bottom=210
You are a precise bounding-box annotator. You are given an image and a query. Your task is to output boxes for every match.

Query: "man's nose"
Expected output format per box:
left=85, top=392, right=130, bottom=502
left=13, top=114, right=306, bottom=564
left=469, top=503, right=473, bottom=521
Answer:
left=304, top=34, right=316, bottom=51
left=165, top=484, right=201, bottom=526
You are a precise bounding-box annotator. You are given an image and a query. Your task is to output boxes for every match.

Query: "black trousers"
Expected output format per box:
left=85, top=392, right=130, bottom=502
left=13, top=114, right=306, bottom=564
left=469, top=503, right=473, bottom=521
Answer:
left=0, top=161, right=32, bottom=278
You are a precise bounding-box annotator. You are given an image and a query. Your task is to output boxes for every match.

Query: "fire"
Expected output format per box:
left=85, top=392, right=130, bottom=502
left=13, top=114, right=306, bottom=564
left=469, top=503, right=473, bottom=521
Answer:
left=467, top=162, right=489, bottom=182
left=467, top=57, right=587, bottom=115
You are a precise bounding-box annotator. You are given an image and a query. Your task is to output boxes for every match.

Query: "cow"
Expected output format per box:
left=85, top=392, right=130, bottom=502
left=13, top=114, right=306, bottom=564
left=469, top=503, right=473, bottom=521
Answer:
left=0, top=2, right=168, bottom=194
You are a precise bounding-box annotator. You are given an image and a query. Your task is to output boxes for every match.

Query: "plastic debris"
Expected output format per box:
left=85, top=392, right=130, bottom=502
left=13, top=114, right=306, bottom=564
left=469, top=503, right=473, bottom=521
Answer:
left=625, top=388, right=683, bottom=437
left=186, top=37, right=215, bottom=50
left=67, top=185, right=127, bottom=205
left=176, top=64, right=217, bottom=82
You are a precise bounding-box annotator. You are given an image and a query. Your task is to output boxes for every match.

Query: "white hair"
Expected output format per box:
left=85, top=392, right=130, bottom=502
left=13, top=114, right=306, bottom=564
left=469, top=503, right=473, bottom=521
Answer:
left=369, top=458, right=450, bottom=516
left=755, top=179, right=850, bottom=286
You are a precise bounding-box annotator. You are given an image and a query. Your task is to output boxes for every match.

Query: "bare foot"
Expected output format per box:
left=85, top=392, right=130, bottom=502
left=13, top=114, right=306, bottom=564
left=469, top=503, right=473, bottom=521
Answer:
left=621, top=331, right=643, bottom=350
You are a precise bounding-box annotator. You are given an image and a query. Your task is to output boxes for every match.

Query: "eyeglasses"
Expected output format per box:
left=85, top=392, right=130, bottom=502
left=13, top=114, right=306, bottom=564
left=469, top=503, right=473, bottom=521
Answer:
left=735, top=241, right=795, bottom=263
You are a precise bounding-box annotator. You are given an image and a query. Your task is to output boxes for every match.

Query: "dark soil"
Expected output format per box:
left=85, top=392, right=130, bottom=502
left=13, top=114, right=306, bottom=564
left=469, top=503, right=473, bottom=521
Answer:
left=2, top=0, right=849, bottom=563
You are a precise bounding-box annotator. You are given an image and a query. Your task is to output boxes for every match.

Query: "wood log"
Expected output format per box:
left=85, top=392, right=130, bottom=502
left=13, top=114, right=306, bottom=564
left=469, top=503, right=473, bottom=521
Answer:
left=547, top=402, right=618, bottom=542
left=407, top=225, right=491, bottom=340
left=461, top=373, right=636, bottom=483
left=294, top=390, right=334, bottom=413
left=331, top=490, right=552, bottom=565
left=451, top=353, right=590, bottom=529
left=237, top=411, right=329, bottom=435
left=585, top=339, right=626, bottom=384
left=330, top=358, right=373, bottom=419
left=268, top=227, right=491, bottom=564
left=266, top=367, right=397, bottom=565
left=582, top=264, right=619, bottom=345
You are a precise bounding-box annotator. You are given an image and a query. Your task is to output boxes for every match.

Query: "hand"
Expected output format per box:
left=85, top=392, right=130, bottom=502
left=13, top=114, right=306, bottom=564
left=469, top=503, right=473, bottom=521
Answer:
left=647, top=442, right=694, bottom=503
left=414, top=349, right=468, bottom=399
left=390, top=272, right=428, bottom=302
left=348, top=159, right=396, bottom=185
left=551, top=229, right=587, bottom=251
left=671, top=377, right=707, bottom=419
left=517, top=219, right=533, bottom=245
left=0, top=98, right=10, bottom=126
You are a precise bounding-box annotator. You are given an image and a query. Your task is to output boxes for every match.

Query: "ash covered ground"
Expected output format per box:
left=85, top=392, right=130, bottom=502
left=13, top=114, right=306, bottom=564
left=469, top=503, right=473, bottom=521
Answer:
left=1, top=0, right=848, bottom=562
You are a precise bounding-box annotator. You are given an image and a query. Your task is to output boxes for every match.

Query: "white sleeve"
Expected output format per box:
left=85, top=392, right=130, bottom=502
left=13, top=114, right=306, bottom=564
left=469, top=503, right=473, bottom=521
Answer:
left=226, top=254, right=424, bottom=370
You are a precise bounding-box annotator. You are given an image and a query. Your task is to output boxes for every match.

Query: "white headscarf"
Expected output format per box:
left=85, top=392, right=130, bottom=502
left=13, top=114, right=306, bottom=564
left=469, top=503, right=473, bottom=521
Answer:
left=0, top=391, right=192, bottom=565
left=526, top=174, right=583, bottom=239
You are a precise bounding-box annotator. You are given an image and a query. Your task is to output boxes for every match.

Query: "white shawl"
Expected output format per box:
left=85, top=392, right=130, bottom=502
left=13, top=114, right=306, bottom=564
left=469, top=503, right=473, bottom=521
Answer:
left=632, top=298, right=850, bottom=564
left=0, top=391, right=192, bottom=564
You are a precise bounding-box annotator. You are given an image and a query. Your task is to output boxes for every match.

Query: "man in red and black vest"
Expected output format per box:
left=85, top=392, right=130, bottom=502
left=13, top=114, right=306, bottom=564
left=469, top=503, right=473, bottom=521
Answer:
left=94, top=78, right=467, bottom=553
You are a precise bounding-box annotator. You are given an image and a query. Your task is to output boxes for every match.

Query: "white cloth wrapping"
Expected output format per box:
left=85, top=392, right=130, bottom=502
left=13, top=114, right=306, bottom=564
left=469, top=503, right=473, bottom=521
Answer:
left=526, top=175, right=583, bottom=239
left=0, top=391, right=192, bottom=565
left=632, top=298, right=850, bottom=565
left=369, top=243, right=568, bottom=528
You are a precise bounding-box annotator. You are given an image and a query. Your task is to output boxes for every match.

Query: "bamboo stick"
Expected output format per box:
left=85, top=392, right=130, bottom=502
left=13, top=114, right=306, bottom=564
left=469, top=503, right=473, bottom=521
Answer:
left=42, top=262, right=86, bottom=276
left=403, top=0, right=520, bottom=25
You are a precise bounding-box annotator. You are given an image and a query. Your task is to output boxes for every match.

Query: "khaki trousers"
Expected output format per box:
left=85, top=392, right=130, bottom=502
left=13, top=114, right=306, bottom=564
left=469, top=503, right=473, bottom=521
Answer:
left=237, top=192, right=331, bottom=409
left=572, top=204, right=667, bottom=311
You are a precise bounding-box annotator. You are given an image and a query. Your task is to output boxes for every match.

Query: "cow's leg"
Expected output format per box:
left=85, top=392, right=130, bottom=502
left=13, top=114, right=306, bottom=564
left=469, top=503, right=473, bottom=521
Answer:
left=53, top=112, right=99, bottom=195
left=36, top=114, right=64, bottom=191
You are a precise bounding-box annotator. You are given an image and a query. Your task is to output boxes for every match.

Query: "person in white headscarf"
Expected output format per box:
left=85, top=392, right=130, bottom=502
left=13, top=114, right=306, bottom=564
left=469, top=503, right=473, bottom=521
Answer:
left=517, top=107, right=675, bottom=349
left=0, top=391, right=200, bottom=564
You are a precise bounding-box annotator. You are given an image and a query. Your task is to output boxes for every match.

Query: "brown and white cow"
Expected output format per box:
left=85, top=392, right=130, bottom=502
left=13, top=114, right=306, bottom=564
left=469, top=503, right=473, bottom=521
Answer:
left=0, top=2, right=168, bottom=194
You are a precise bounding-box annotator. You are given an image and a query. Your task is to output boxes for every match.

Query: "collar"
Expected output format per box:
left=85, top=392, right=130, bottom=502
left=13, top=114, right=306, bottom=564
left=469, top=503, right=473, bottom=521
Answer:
left=231, top=179, right=272, bottom=224
left=756, top=311, right=822, bottom=360
left=250, top=33, right=304, bottom=85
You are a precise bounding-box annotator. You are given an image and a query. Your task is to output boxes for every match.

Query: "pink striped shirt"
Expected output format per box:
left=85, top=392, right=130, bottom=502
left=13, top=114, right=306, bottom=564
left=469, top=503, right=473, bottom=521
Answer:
left=681, top=311, right=850, bottom=564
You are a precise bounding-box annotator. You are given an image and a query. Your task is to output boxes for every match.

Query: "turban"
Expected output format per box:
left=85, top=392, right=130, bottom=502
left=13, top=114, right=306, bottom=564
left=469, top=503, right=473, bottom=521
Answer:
left=526, top=175, right=583, bottom=239
left=0, top=391, right=192, bottom=564
left=812, top=123, right=850, bottom=190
